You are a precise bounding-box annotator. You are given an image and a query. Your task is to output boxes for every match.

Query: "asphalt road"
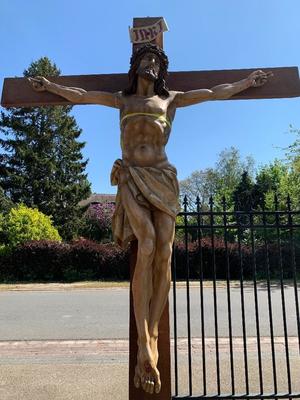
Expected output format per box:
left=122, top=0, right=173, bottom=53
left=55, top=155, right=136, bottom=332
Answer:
left=0, top=285, right=299, bottom=340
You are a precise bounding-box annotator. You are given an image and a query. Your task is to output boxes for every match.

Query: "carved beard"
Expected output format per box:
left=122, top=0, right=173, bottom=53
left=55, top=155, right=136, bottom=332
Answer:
left=137, top=65, right=159, bottom=82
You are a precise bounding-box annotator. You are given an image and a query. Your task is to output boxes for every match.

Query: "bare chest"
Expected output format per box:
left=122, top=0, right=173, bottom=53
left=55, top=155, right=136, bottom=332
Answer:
left=120, top=95, right=169, bottom=116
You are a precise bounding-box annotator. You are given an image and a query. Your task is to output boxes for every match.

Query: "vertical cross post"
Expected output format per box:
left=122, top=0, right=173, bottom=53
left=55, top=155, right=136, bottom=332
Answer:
left=128, top=17, right=171, bottom=400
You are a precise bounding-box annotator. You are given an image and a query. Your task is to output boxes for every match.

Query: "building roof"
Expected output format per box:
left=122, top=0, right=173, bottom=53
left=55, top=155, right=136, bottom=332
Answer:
left=79, top=193, right=116, bottom=208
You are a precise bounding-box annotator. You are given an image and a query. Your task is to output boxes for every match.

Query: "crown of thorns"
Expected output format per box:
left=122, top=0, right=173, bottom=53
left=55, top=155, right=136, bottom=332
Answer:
left=124, top=44, right=169, bottom=96
left=129, top=43, right=169, bottom=71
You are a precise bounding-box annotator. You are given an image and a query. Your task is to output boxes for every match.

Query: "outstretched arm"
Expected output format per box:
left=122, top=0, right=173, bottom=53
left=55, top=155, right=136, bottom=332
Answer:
left=28, top=76, right=119, bottom=108
left=175, top=70, right=273, bottom=108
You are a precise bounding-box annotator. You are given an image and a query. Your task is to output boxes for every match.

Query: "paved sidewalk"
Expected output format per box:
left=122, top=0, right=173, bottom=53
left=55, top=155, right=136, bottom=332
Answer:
left=0, top=338, right=299, bottom=400
left=1, top=337, right=299, bottom=362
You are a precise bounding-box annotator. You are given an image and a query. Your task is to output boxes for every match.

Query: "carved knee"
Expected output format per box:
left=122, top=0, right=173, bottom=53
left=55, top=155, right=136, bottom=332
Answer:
left=140, top=237, right=155, bottom=257
left=157, top=243, right=172, bottom=265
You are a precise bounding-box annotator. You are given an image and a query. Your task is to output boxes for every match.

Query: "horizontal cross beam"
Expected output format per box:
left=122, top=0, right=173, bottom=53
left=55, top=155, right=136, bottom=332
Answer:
left=1, top=67, right=300, bottom=108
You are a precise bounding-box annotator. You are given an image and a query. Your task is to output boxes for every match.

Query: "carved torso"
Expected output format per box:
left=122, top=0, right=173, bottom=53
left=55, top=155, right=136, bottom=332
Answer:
left=118, top=91, right=177, bottom=168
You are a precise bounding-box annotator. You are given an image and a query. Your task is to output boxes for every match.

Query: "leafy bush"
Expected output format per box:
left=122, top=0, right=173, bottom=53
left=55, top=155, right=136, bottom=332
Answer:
left=0, top=235, right=297, bottom=283
left=81, top=203, right=115, bottom=242
left=173, top=238, right=299, bottom=280
left=174, top=238, right=251, bottom=280
left=0, top=213, right=7, bottom=246
left=0, top=239, right=130, bottom=282
left=4, top=205, right=61, bottom=248
left=67, top=239, right=129, bottom=280
left=0, top=187, right=14, bottom=214
left=4, top=240, right=68, bottom=281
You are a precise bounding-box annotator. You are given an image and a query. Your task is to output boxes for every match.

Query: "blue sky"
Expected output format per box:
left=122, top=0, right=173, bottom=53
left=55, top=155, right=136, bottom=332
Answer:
left=1, top=0, right=300, bottom=194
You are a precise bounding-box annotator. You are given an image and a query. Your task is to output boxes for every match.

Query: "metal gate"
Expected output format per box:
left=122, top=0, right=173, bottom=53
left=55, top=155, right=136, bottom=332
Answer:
left=171, top=195, right=300, bottom=399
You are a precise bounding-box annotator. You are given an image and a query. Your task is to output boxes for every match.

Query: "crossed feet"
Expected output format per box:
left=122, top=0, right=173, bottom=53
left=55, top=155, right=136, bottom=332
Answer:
left=134, top=337, right=161, bottom=395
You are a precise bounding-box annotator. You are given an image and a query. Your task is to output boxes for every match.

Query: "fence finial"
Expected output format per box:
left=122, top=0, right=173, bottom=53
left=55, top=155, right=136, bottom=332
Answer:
left=183, top=195, right=188, bottom=211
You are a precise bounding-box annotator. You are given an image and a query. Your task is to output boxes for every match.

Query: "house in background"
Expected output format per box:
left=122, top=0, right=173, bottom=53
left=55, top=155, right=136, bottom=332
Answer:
left=79, top=193, right=116, bottom=209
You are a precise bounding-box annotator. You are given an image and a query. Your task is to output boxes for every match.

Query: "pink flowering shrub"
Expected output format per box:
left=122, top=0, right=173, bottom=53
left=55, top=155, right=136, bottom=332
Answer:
left=83, top=202, right=115, bottom=242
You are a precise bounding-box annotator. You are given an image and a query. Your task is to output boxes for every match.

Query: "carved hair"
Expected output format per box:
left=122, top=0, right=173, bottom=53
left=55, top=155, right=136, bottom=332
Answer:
left=123, top=44, right=169, bottom=97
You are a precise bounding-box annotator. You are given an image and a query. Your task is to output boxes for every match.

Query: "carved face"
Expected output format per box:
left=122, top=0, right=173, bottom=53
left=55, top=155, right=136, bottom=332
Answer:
left=137, top=52, right=160, bottom=82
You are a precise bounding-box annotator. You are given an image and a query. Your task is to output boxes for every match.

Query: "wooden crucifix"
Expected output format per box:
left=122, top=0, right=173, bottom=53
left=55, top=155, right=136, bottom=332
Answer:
left=2, top=16, right=300, bottom=400
left=2, top=16, right=300, bottom=107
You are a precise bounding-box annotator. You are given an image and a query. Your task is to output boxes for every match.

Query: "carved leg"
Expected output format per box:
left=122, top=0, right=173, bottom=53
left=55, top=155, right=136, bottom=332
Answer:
left=149, top=211, right=175, bottom=370
left=119, top=184, right=161, bottom=394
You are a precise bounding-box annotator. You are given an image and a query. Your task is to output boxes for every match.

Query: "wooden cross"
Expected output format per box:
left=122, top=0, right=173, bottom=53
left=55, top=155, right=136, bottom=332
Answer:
left=2, top=16, right=300, bottom=107
left=1, top=16, right=300, bottom=400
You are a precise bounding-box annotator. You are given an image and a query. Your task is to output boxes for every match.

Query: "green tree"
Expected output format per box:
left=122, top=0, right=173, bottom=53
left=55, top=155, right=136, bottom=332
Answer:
left=0, top=57, right=91, bottom=239
left=255, top=159, right=299, bottom=209
left=180, top=147, right=255, bottom=209
left=0, top=185, right=14, bottom=214
left=285, top=126, right=300, bottom=173
left=255, top=159, right=287, bottom=194
left=179, top=168, right=218, bottom=206
left=282, top=126, right=300, bottom=208
left=214, top=147, right=255, bottom=205
left=232, top=171, right=257, bottom=211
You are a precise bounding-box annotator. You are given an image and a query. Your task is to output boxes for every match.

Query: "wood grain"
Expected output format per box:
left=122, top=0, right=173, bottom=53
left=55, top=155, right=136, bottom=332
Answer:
left=2, top=67, right=299, bottom=108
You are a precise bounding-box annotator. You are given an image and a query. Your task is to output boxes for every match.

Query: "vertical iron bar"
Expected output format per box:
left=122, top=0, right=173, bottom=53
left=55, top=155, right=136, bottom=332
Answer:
left=222, top=196, right=235, bottom=395
left=249, top=210, right=264, bottom=394
left=287, top=195, right=300, bottom=354
left=236, top=213, right=250, bottom=394
left=209, top=196, right=221, bottom=395
left=172, top=241, right=179, bottom=396
left=196, top=196, right=207, bottom=395
left=274, top=194, right=292, bottom=394
left=262, top=205, right=278, bottom=394
left=184, top=196, right=193, bottom=395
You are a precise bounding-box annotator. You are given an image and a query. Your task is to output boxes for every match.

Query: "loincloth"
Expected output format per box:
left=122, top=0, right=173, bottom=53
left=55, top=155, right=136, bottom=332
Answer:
left=110, top=159, right=180, bottom=249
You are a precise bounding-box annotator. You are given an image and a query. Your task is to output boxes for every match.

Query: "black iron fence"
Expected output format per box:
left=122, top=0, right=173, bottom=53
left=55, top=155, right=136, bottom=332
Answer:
left=171, top=195, right=300, bottom=399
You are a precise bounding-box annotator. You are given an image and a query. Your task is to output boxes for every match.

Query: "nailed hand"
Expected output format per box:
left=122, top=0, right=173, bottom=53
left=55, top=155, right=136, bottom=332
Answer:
left=27, top=76, right=50, bottom=92
left=248, top=70, right=273, bottom=87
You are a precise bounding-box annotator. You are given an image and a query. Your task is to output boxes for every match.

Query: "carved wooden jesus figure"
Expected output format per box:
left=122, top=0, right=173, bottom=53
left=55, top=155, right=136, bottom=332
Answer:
left=28, top=44, right=272, bottom=395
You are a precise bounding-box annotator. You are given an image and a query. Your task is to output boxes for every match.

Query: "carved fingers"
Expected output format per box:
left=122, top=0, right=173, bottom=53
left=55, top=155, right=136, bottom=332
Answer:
left=248, top=70, right=273, bottom=87
left=27, top=76, right=50, bottom=92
